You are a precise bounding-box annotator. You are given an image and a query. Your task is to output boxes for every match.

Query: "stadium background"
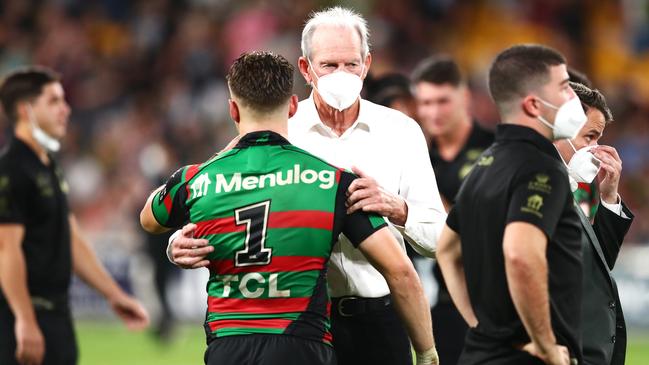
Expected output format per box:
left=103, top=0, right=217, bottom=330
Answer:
left=0, top=0, right=648, bottom=364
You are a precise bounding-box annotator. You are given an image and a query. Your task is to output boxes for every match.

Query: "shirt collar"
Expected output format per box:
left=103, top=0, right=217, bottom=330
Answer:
left=495, top=124, right=561, bottom=160
left=235, top=131, right=291, bottom=148
left=9, top=135, right=53, bottom=166
left=301, top=93, right=372, bottom=134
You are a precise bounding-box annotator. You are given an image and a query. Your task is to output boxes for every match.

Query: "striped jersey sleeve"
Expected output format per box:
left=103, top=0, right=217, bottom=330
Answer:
left=334, top=170, right=388, bottom=246
left=150, top=164, right=200, bottom=228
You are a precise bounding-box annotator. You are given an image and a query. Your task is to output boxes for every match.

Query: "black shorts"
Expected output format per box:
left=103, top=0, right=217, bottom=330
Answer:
left=0, top=299, right=78, bottom=365
left=204, top=334, right=336, bottom=365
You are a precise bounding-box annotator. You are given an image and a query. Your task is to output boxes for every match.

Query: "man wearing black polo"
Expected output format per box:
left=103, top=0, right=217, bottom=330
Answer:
left=436, top=44, right=585, bottom=365
left=411, top=55, right=495, bottom=365
left=0, top=67, right=149, bottom=365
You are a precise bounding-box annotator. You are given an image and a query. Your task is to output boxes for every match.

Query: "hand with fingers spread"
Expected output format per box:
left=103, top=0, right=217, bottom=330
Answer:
left=346, top=166, right=408, bottom=226
left=170, top=223, right=214, bottom=269
left=591, top=145, right=622, bottom=204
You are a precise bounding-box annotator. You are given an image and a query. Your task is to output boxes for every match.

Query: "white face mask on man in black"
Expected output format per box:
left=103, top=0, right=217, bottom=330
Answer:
left=27, top=104, right=60, bottom=152
left=536, top=96, right=588, bottom=141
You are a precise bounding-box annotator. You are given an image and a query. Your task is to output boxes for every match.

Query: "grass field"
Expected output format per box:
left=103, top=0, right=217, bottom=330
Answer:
left=75, top=321, right=649, bottom=365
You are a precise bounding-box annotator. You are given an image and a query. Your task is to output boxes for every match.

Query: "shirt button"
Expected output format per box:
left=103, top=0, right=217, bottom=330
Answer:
left=609, top=301, right=616, bottom=309
left=611, top=335, right=616, bottom=343
left=617, top=324, right=624, bottom=329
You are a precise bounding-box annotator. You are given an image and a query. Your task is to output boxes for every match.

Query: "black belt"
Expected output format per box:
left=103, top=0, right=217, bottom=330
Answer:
left=332, top=295, right=391, bottom=317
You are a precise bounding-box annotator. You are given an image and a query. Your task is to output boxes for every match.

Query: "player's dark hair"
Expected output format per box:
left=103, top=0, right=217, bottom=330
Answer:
left=227, top=51, right=294, bottom=112
left=488, top=44, right=565, bottom=113
left=0, top=66, right=60, bottom=124
left=567, top=68, right=592, bottom=88
left=570, top=82, right=613, bottom=124
left=411, top=54, right=463, bottom=87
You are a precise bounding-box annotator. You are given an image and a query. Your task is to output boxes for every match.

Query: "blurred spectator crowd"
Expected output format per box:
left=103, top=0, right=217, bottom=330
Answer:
left=0, top=0, right=648, bottom=250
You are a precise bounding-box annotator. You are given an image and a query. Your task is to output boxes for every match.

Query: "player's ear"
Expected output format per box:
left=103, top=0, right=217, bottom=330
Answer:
left=288, top=95, right=298, bottom=118
left=229, top=99, right=240, bottom=124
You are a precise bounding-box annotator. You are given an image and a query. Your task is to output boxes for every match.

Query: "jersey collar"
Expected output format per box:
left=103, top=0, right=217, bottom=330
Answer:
left=495, top=124, right=561, bottom=160
left=235, top=131, right=291, bottom=148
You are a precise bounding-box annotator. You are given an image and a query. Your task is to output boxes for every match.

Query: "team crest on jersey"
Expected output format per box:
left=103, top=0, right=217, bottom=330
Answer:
left=191, top=173, right=212, bottom=198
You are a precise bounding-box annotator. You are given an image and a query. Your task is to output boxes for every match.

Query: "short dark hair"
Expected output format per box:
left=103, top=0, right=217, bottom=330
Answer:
left=411, top=55, right=463, bottom=87
left=488, top=44, right=566, bottom=113
left=0, top=66, right=60, bottom=123
left=365, top=73, right=413, bottom=107
left=226, top=51, right=294, bottom=112
left=570, top=82, right=613, bottom=123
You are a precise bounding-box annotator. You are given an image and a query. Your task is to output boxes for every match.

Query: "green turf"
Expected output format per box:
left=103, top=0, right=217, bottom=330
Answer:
left=75, top=321, right=649, bottom=365
left=626, top=331, right=649, bottom=365
left=76, top=321, right=206, bottom=365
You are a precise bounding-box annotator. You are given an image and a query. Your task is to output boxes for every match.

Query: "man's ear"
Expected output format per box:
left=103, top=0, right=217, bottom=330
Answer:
left=522, top=95, right=541, bottom=118
left=288, top=95, right=299, bottom=118
left=361, top=52, right=372, bottom=80
left=298, top=57, right=313, bottom=85
left=15, top=101, right=30, bottom=122
left=229, top=99, right=240, bottom=124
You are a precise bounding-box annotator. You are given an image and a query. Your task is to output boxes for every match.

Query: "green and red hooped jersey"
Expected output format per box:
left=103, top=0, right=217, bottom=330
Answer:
left=151, top=131, right=387, bottom=345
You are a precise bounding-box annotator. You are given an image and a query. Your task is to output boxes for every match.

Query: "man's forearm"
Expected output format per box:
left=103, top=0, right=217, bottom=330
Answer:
left=505, top=251, right=556, bottom=351
left=386, top=266, right=435, bottom=353
left=0, top=241, right=37, bottom=322
left=439, top=255, right=477, bottom=327
left=70, top=218, right=124, bottom=301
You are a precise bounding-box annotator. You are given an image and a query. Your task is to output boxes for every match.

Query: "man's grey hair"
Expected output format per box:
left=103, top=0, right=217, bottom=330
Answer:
left=301, top=6, right=370, bottom=61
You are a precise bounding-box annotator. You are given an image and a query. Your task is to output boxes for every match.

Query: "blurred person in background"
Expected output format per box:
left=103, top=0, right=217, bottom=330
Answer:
left=410, top=55, right=494, bottom=365
left=167, top=6, right=445, bottom=365
left=140, top=51, right=435, bottom=365
left=437, top=44, right=585, bottom=365
left=411, top=55, right=494, bottom=210
left=555, top=81, right=633, bottom=365
left=0, top=67, right=149, bottom=365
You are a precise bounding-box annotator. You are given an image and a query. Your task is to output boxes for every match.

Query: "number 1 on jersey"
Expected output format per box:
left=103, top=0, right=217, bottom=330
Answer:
left=234, top=200, right=272, bottom=266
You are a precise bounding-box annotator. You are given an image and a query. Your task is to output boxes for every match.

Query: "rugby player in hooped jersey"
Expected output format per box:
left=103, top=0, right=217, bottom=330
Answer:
left=140, top=52, right=437, bottom=365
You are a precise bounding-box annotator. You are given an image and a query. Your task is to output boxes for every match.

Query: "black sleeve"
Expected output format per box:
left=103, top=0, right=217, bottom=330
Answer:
left=506, top=167, right=571, bottom=239
left=592, top=200, right=634, bottom=270
left=332, top=171, right=388, bottom=247
left=446, top=205, right=460, bottom=232
left=151, top=166, right=191, bottom=228
left=0, top=167, right=28, bottom=224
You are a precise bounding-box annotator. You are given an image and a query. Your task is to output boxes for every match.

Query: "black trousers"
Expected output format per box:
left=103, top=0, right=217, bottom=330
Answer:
left=0, top=300, right=78, bottom=365
left=204, top=334, right=336, bottom=365
left=331, top=297, right=412, bottom=365
left=431, top=301, right=468, bottom=365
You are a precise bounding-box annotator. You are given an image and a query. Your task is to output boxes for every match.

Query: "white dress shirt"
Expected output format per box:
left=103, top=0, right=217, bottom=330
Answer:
left=289, top=96, right=447, bottom=298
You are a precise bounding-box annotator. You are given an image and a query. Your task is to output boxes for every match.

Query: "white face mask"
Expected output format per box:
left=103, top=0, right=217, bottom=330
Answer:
left=308, top=59, right=364, bottom=111
left=567, top=139, right=601, bottom=184
left=536, top=96, right=587, bottom=140
left=27, top=105, right=60, bottom=152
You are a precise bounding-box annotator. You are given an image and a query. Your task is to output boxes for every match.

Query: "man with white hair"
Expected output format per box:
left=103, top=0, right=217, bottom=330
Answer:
left=168, top=7, right=444, bottom=365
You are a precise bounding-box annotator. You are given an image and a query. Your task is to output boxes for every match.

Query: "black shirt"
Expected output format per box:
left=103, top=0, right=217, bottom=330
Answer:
left=429, top=121, right=494, bottom=203
left=429, top=121, right=494, bottom=305
left=447, top=124, right=583, bottom=363
left=0, top=137, right=71, bottom=298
